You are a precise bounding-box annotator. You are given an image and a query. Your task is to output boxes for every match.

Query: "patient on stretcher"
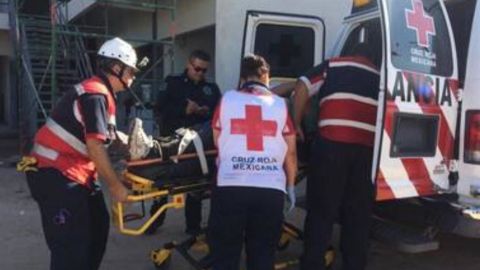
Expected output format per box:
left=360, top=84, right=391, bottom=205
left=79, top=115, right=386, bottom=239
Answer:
left=125, top=118, right=217, bottom=187
left=121, top=118, right=309, bottom=187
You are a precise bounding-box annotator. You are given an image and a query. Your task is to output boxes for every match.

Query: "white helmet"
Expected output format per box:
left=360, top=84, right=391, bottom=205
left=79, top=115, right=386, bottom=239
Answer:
left=98, top=37, right=138, bottom=70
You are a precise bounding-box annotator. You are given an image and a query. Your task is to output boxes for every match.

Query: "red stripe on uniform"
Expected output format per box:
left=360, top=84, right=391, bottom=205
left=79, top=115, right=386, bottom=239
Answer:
left=319, top=99, right=377, bottom=126
left=376, top=170, right=396, bottom=201
left=329, top=56, right=378, bottom=70
left=85, top=133, right=107, bottom=141
left=319, top=125, right=375, bottom=147
left=211, top=100, right=222, bottom=131
left=36, top=126, right=87, bottom=158
left=308, top=74, right=325, bottom=85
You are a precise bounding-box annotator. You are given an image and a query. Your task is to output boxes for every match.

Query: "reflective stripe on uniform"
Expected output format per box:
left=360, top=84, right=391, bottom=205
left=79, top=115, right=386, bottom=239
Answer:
left=75, top=84, right=86, bottom=95
left=73, top=100, right=85, bottom=126
left=318, top=119, right=376, bottom=132
left=329, top=60, right=380, bottom=75
left=45, top=118, right=88, bottom=156
left=319, top=92, right=378, bottom=106
left=108, top=115, right=116, bottom=125
left=32, top=143, right=59, bottom=160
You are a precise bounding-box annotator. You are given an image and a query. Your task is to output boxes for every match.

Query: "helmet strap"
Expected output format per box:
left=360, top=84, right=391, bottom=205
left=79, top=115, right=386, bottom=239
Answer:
left=97, top=70, right=117, bottom=102
left=109, top=64, right=147, bottom=110
left=116, top=66, right=144, bottom=108
left=104, top=64, right=130, bottom=92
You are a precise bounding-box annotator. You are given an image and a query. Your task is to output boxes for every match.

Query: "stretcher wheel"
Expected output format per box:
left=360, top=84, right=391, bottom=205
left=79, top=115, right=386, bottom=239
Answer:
left=145, top=198, right=168, bottom=235
left=325, top=246, right=335, bottom=269
left=151, top=248, right=172, bottom=270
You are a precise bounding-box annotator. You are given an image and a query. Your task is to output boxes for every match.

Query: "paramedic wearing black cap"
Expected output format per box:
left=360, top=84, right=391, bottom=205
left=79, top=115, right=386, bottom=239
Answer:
left=208, top=54, right=297, bottom=270
left=25, top=37, right=137, bottom=270
left=295, top=44, right=380, bottom=270
left=156, top=49, right=221, bottom=235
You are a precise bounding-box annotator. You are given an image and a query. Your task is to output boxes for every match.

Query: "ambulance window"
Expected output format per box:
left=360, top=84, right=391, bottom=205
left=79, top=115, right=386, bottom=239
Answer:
left=387, top=0, right=453, bottom=76
left=390, top=113, right=439, bottom=157
left=254, top=24, right=314, bottom=78
left=340, top=19, right=382, bottom=68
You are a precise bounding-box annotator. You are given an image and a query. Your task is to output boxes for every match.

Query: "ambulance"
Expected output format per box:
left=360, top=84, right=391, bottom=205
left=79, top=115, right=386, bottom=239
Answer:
left=240, top=0, right=480, bottom=238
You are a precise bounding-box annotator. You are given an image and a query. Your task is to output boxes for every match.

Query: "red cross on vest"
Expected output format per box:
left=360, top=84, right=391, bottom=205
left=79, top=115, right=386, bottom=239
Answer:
left=231, top=105, right=277, bottom=151
left=405, top=0, right=436, bottom=47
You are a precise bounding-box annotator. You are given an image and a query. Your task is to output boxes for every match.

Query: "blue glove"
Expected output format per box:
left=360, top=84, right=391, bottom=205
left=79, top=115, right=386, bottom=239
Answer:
left=286, top=185, right=296, bottom=213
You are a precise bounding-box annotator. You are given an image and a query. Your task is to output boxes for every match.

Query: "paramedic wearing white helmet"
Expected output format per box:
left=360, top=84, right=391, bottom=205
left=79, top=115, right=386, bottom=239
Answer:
left=208, top=54, right=297, bottom=270
left=26, top=37, right=138, bottom=270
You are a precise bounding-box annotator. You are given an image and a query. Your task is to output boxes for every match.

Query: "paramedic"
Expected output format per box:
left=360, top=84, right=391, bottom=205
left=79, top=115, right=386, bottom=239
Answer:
left=296, top=44, right=380, bottom=270
left=25, top=37, right=136, bottom=270
left=156, top=49, right=221, bottom=235
left=208, top=54, right=297, bottom=270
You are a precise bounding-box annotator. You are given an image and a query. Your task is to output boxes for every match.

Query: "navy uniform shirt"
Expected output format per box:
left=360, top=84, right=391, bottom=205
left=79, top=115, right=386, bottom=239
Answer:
left=156, top=70, right=221, bottom=135
left=299, top=56, right=380, bottom=146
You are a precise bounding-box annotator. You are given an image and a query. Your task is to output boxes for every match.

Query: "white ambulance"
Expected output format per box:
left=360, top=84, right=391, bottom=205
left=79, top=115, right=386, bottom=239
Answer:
left=240, top=0, right=480, bottom=239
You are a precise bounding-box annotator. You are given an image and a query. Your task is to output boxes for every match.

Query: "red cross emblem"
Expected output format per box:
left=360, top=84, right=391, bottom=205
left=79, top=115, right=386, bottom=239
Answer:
left=231, top=105, right=277, bottom=151
left=405, top=0, right=436, bottom=47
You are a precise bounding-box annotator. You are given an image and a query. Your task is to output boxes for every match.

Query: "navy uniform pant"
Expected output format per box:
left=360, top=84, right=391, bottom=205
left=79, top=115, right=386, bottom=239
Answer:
left=208, top=186, right=284, bottom=270
left=185, top=192, right=203, bottom=234
left=301, top=137, right=374, bottom=270
left=26, top=168, right=110, bottom=270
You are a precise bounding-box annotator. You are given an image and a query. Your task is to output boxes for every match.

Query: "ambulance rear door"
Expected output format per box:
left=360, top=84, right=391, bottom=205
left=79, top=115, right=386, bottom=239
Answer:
left=374, top=0, right=459, bottom=201
left=242, top=11, right=325, bottom=87
left=458, top=3, right=480, bottom=202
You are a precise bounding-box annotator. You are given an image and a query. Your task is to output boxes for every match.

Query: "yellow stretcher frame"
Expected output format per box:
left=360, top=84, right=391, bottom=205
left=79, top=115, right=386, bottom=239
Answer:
left=112, top=163, right=335, bottom=269
left=112, top=170, right=210, bottom=236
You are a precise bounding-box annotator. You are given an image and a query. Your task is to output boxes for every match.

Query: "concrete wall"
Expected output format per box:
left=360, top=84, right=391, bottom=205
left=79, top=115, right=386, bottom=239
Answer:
left=66, top=0, right=96, bottom=20
left=163, top=26, right=216, bottom=78
left=0, top=30, right=11, bottom=124
left=0, top=31, right=11, bottom=56
left=0, top=57, right=10, bottom=125
left=67, top=0, right=215, bottom=41
left=67, top=0, right=352, bottom=91
left=107, top=0, right=215, bottom=42
left=215, top=0, right=351, bottom=91
left=157, top=0, right=216, bottom=38
left=0, top=13, right=8, bottom=30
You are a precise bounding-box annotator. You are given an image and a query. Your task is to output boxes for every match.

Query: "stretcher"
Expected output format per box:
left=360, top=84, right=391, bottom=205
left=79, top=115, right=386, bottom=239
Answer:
left=111, top=152, right=334, bottom=270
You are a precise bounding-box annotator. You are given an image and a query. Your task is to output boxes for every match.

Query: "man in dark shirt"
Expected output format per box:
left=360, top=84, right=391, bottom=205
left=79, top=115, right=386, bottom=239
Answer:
left=296, top=44, right=380, bottom=270
left=157, top=50, right=221, bottom=136
left=156, top=50, right=221, bottom=235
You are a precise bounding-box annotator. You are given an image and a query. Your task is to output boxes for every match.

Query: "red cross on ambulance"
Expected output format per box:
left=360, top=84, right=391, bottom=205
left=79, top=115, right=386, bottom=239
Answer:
left=405, top=0, right=436, bottom=47
left=230, top=105, right=277, bottom=151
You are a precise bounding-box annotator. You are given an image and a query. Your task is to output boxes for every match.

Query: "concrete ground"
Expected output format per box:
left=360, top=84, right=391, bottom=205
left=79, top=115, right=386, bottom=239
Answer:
left=1, top=138, right=480, bottom=270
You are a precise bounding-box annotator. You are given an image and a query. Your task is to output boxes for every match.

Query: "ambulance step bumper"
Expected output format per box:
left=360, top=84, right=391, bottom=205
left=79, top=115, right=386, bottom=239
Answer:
left=371, top=216, right=439, bottom=253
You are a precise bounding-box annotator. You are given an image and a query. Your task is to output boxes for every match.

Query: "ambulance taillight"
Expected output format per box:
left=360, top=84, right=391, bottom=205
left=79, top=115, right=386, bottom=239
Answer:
left=464, top=110, right=480, bottom=164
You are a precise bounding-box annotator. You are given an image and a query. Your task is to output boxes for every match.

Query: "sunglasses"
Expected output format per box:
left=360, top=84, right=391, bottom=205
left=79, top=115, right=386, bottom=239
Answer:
left=191, top=63, right=208, bottom=73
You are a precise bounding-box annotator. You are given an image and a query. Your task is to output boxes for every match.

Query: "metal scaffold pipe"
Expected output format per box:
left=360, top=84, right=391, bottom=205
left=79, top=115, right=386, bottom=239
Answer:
left=50, top=0, right=57, bottom=107
left=98, top=0, right=176, bottom=11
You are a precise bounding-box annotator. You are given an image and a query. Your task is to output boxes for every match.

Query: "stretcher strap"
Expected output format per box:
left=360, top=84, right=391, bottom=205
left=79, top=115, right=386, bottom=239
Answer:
left=175, top=128, right=209, bottom=175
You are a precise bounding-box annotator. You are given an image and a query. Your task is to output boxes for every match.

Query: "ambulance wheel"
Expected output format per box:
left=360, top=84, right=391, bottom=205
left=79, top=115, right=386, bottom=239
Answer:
left=145, top=198, right=168, bottom=235
left=325, top=246, right=336, bottom=269
left=151, top=248, right=172, bottom=270
left=277, top=232, right=291, bottom=251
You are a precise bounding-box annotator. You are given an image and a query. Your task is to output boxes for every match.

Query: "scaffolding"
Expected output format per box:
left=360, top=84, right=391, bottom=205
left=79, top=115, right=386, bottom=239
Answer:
left=17, top=0, right=178, bottom=148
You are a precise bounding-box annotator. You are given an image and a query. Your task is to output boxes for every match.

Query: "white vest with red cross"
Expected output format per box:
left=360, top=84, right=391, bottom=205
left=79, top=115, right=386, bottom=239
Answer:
left=214, top=89, right=289, bottom=193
